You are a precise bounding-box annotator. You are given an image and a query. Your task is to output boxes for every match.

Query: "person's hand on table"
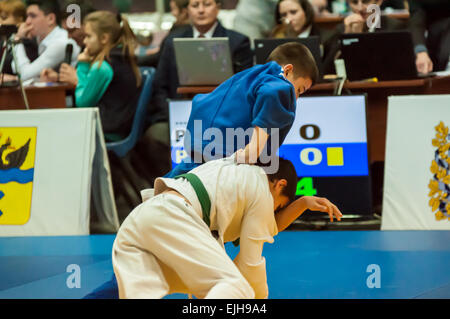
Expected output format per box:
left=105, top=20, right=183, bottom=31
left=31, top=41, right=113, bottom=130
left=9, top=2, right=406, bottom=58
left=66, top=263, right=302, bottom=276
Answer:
left=59, top=63, right=78, bottom=86
left=344, top=13, right=365, bottom=33
left=416, top=51, right=433, bottom=75
left=40, top=68, right=59, bottom=82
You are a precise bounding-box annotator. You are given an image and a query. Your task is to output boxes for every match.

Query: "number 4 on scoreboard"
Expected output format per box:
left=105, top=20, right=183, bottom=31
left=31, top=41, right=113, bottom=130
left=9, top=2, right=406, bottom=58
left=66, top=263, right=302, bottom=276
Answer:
left=296, top=177, right=317, bottom=197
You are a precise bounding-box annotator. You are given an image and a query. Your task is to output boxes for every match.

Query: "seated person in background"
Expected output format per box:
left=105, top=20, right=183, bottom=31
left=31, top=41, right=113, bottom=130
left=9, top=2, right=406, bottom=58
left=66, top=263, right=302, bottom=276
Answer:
left=323, top=0, right=406, bottom=73
left=0, top=0, right=38, bottom=80
left=61, top=0, right=95, bottom=50
left=233, top=0, right=278, bottom=41
left=138, top=0, right=190, bottom=68
left=309, top=0, right=332, bottom=15
left=40, top=0, right=95, bottom=84
left=271, top=0, right=322, bottom=38
left=140, top=0, right=253, bottom=178
left=44, top=11, right=142, bottom=142
left=408, top=0, right=450, bottom=74
left=7, top=0, right=80, bottom=81
left=342, top=0, right=405, bottom=33
left=135, top=33, right=155, bottom=57
left=270, top=0, right=333, bottom=76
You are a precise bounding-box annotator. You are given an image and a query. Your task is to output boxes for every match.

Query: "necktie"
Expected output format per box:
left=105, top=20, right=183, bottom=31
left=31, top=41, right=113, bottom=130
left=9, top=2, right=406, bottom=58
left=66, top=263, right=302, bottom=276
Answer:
left=198, top=34, right=205, bottom=38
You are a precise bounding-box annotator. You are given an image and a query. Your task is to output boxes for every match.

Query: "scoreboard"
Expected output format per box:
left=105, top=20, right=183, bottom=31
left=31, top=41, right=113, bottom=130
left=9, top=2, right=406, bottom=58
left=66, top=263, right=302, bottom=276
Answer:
left=169, top=95, right=372, bottom=216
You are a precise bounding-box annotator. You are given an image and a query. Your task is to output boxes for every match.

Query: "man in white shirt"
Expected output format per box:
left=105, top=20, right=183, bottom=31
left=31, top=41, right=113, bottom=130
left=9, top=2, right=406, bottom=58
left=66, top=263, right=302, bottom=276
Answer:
left=11, top=0, right=80, bottom=81
left=112, top=155, right=342, bottom=299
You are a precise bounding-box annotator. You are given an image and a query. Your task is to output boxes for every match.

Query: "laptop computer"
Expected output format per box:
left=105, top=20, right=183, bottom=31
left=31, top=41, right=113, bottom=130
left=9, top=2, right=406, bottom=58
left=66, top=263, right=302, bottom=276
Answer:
left=254, top=37, right=324, bottom=81
left=340, top=31, right=434, bottom=81
left=173, top=37, right=234, bottom=86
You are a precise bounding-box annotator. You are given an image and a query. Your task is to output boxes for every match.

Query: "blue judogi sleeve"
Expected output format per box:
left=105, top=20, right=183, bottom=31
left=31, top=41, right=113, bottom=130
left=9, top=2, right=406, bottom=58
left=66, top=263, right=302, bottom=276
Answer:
left=251, top=77, right=296, bottom=132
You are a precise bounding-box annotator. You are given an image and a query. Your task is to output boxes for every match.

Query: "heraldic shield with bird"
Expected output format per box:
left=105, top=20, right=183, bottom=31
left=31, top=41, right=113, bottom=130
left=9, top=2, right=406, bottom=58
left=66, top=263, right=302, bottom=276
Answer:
left=0, top=128, right=37, bottom=225
left=429, top=122, right=450, bottom=222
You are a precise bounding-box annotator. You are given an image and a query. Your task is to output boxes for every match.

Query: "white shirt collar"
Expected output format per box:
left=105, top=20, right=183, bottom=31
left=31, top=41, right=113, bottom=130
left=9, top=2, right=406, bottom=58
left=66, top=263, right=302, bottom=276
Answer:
left=297, top=25, right=312, bottom=38
left=193, top=21, right=219, bottom=38
left=39, top=26, right=66, bottom=47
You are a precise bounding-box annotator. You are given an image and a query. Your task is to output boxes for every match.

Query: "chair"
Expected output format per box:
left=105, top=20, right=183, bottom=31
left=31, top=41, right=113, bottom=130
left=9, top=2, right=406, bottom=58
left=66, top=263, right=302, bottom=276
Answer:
left=107, top=67, right=155, bottom=157
left=106, top=67, right=156, bottom=209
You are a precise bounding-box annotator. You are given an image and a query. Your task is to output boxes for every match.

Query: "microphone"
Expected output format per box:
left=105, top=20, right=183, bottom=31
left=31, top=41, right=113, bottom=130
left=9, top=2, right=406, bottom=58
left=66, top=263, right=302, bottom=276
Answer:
left=64, top=43, right=73, bottom=65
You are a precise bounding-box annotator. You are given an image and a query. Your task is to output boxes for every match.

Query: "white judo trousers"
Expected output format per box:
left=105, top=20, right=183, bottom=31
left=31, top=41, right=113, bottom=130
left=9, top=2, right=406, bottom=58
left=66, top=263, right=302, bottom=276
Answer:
left=112, top=193, right=255, bottom=299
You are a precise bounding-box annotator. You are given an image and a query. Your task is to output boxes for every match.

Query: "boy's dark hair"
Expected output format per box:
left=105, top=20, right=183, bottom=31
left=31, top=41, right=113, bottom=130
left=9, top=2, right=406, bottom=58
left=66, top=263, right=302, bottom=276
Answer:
left=259, top=157, right=298, bottom=204
left=267, top=42, right=319, bottom=86
left=27, top=0, right=61, bottom=25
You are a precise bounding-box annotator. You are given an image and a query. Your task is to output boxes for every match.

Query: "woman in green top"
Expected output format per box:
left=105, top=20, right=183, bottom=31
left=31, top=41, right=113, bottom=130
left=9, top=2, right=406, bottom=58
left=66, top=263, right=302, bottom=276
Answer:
left=42, top=11, right=142, bottom=141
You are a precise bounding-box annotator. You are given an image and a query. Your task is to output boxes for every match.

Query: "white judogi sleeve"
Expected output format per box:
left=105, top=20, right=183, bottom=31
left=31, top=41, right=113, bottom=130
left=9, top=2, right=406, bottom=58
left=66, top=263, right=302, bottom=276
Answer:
left=232, top=169, right=278, bottom=299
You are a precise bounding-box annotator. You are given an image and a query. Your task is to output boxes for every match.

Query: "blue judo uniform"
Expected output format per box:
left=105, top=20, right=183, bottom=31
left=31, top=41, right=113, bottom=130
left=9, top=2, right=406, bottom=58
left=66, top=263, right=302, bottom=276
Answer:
left=166, top=61, right=297, bottom=178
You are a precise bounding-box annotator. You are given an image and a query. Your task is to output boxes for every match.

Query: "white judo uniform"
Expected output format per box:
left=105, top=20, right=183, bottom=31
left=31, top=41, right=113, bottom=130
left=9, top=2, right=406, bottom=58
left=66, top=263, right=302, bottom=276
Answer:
left=112, top=155, right=279, bottom=299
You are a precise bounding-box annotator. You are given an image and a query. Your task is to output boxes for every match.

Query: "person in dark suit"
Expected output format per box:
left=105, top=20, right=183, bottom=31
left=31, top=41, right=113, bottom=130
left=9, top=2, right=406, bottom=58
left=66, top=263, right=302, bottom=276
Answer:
left=149, top=0, right=253, bottom=127
left=0, top=0, right=38, bottom=77
left=323, top=0, right=407, bottom=74
left=408, top=0, right=450, bottom=74
left=137, top=0, right=254, bottom=181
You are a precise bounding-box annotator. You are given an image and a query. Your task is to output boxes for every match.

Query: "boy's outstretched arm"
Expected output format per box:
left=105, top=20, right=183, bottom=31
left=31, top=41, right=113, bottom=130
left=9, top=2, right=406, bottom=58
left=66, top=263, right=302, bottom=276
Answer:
left=275, top=196, right=343, bottom=232
left=235, top=126, right=269, bottom=164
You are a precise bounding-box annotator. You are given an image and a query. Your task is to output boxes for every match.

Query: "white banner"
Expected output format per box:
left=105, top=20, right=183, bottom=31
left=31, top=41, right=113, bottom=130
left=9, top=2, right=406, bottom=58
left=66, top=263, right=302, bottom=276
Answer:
left=382, top=95, right=450, bottom=230
left=284, top=95, right=368, bottom=144
left=0, top=108, right=118, bottom=236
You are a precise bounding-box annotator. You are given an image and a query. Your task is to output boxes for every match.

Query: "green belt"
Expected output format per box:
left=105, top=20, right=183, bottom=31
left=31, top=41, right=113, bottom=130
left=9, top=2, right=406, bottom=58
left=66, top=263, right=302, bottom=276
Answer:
left=175, top=173, right=240, bottom=247
left=176, top=173, right=211, bottom=227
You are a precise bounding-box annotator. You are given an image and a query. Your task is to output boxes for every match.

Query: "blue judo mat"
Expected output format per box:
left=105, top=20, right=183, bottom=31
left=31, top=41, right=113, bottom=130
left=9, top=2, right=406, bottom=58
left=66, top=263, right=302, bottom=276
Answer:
left=0, top=231, right=449, bottom=299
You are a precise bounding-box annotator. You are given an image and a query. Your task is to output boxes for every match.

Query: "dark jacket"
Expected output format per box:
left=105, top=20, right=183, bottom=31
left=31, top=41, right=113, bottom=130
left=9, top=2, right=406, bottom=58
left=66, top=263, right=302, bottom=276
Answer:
left=146, top=21, right=254, bottom=127
left=408, top=0, right=450, bottom=71
left=98, top=47, right=141, bottom=137
left=323, top=15, right=407, bottom=74
left=1, top=38, right=38, bottom=75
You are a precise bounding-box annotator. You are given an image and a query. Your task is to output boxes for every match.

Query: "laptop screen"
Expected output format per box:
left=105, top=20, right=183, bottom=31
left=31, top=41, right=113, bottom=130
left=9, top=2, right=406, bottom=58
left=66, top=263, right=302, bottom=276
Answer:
left=169, top=95, right=371, bottom=216
left=173, top=38, right=234, bottom=86
left=340, top=31, right=418, bottom=81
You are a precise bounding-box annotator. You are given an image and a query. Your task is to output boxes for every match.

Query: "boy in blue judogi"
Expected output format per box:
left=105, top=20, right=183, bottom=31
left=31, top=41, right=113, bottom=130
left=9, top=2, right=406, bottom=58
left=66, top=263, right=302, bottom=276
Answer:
left=166, top=42, right=319, bottom=177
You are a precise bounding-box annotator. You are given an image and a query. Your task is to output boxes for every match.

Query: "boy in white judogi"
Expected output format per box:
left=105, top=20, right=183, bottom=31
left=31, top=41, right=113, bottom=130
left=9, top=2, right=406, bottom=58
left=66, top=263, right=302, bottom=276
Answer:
left=112, top=155, right=341, bottom=299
